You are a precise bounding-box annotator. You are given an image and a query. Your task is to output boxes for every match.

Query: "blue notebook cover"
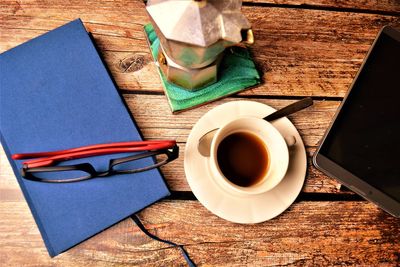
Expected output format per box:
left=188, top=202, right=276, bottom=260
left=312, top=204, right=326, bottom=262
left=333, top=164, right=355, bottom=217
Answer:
left=0, top=19, right=170, bottom=256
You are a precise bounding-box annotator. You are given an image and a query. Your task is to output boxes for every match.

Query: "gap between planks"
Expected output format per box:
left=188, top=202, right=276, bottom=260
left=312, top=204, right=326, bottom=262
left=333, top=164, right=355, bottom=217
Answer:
left=120, top=90, right=345, bottom=102
left=167, top=191, right=363, bottom=201
left=242, top=1, right=400, bottom=17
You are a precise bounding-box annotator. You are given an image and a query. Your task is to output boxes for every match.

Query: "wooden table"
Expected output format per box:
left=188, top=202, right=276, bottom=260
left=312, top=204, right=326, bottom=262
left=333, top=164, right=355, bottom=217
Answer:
left=1, top=0, right=399, bottom=266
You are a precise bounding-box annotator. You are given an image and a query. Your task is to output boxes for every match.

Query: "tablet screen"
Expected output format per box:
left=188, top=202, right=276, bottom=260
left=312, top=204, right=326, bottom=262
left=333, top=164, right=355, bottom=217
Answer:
left=320, top=32, right=400, bottom=202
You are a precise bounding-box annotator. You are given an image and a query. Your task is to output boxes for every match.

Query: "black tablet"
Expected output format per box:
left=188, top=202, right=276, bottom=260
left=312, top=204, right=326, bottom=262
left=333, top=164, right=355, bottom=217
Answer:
left=313, top=26, right=400, bottom=217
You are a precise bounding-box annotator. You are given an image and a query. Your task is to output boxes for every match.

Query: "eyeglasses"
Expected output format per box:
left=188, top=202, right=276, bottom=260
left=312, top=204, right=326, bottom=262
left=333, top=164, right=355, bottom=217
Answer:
left=12, top=140, right=178, bottom=183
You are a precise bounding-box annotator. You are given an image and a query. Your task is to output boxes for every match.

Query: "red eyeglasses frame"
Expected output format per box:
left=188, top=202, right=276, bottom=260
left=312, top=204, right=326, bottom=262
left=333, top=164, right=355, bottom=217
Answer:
left=12, top=140, right=177, bottom=168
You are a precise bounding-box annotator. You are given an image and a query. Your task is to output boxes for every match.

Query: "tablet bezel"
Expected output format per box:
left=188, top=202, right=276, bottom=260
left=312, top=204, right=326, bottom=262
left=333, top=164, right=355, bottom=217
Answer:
left=313, top=26, right=400, bottom=218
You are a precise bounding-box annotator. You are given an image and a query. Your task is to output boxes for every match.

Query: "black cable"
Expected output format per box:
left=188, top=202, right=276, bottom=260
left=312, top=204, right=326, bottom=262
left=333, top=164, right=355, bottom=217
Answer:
left=130, top=214, right=196, bottom=267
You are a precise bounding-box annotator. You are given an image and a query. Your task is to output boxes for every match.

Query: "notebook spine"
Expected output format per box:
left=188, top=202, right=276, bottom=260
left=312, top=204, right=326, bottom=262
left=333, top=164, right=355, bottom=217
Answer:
left=0, top=132, right=56, bottom=257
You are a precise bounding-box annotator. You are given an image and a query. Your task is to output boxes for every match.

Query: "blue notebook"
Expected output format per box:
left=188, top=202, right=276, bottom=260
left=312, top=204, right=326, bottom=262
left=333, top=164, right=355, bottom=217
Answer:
left=0, top=19, right=170, bottom=257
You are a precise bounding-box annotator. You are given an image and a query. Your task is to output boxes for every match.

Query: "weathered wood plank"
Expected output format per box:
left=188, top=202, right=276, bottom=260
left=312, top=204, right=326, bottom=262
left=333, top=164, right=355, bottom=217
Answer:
left=243, top=0, right=400, bottom=14
left=0, top=145, right=342, bottom=201
left=126, top=95, right=342, bottom=192
left=246, top=7, right=399, bottom=97
left=124, top=95, right=336, bottom=146
left=1, top=1, right=399, bottom=97
left=0, top=95, right=347, bottom=197
left=0, top=200, right=398, bottom=266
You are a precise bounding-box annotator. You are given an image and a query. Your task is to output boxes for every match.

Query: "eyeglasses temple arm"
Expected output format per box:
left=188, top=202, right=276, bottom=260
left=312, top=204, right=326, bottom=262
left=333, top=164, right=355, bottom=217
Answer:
left=22, top=143, right=176, bottom=168
left=12, top=140, right=176, bottom=160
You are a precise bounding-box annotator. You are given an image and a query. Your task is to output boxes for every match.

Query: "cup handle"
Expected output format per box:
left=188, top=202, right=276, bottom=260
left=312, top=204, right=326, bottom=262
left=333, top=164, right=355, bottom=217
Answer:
left=284, top=135, right=297, bottom=148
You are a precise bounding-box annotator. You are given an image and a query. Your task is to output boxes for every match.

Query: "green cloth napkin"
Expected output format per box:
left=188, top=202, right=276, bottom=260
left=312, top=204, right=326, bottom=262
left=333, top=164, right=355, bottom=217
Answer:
left=144, top=24, right=260, bottom=113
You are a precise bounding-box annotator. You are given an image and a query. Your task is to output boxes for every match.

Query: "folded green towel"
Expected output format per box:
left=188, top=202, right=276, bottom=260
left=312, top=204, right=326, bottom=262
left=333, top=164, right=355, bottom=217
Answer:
left=144, top=24, right=260, bottom=113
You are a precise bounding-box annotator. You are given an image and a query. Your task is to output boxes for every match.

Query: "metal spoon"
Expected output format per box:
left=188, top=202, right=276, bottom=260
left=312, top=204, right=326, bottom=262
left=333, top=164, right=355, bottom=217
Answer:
left=197, top=97, right=313, bottom=157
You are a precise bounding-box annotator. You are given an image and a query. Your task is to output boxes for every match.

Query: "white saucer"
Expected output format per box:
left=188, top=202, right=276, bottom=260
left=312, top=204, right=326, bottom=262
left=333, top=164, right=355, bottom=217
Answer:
left=184, top=101, right=307, bottom=224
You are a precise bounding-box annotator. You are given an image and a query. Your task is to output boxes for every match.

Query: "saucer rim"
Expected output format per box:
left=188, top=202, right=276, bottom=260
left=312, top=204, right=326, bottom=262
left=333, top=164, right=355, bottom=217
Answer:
left=184, top=100, right=307, bottom=224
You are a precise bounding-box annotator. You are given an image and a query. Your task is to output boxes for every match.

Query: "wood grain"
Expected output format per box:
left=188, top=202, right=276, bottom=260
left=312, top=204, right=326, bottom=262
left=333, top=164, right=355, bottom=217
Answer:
left=243, top=0, right=400, bottom=14
left=1, top=1, right=399, bottom=266
left=0, top=200, right=399, bottom=266
left=0, top=96, right=346, bottom=199
left=126, top=95, right=342, bottom=193
left=1, top=1, right=399, bottom=98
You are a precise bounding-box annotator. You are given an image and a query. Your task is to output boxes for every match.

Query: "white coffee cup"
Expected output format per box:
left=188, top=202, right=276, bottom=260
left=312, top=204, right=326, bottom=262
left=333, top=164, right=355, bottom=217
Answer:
left=208, top=116, right=293, bottom=195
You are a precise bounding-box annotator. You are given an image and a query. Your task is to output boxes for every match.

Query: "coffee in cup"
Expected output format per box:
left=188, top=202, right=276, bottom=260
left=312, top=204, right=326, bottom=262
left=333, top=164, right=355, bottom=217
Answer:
left=217, top=131, right=269, bottom=187
left=208, top=116, right=293, bottom=195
